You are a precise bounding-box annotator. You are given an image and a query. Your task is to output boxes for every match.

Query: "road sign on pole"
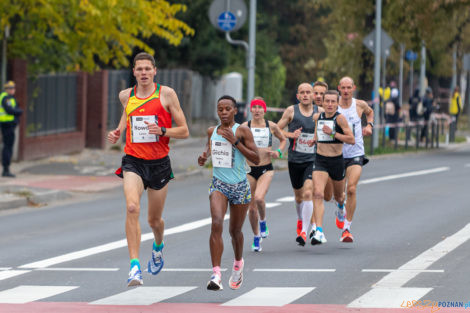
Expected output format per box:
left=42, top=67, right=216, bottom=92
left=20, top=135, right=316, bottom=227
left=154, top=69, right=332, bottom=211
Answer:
left=363, top=28, right=394, bottom=57
left=405, top=50, right=418, bottom=62
left=209, top=0, right=247, bottom=32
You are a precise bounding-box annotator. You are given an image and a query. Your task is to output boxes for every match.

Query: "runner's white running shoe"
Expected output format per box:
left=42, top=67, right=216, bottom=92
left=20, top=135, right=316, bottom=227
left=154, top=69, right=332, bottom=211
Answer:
left=207, top=273, right=223, bottom=291
left=229, top=260, right=244, bottom=290
left=311, top=230, right=327, bottom=245
left=127, top=265, right=143, bottom=287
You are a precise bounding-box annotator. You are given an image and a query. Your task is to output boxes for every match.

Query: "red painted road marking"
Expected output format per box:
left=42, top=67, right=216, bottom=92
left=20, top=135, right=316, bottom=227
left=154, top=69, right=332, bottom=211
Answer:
left=0, top=303, right=467, bottom=313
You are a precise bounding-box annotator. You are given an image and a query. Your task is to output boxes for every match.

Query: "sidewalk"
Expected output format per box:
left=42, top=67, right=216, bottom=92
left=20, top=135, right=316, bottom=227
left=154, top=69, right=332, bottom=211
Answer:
left=0, top=137, right=208, bottom=211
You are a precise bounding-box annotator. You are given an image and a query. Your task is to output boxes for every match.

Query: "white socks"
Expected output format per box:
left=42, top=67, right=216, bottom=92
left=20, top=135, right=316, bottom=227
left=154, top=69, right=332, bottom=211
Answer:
left=343, top=219, right=352, bottom=231
left=295, top=202, right=302, bottom=220
left=301, top=201, right=313, bottom=234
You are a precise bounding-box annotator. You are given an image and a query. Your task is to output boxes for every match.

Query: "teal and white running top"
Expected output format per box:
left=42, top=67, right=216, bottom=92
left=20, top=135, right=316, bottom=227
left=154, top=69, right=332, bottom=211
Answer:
left=210, top=123, right=247, bottom=184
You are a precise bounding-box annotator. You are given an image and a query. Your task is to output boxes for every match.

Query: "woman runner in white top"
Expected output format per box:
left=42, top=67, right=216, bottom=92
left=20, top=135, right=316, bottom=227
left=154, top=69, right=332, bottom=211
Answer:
left=241, top=97, right=286, bottom=252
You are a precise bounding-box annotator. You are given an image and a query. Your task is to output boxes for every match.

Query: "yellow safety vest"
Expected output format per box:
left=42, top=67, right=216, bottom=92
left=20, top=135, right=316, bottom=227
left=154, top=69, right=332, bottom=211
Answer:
left=0, top=92, right=16, bottom=123
left=449, top=92, right=461, bottom=115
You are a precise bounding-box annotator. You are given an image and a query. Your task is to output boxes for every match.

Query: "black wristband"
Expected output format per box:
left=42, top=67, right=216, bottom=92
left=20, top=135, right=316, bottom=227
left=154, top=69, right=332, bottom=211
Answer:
left=160, top=127, right=167, bottom=136
left=234, top=138, right=240, bottom=146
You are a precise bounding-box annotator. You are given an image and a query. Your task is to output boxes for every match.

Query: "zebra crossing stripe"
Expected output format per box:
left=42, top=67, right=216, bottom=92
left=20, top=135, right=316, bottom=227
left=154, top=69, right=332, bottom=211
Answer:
left=0, top=285, right=78, bottom=304
left=90, top=286, right=197, bottom=305
left=0, top=270, right=31, bottom=281
left=222, top=287, right=315, bottom=306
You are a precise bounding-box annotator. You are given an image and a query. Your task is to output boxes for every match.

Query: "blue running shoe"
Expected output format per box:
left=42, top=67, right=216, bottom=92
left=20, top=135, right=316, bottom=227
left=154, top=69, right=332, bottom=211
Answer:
left=148, top=248, right=164, bottom=275
left=251, top=236, right=262, bottom=252
left=127, top=265, right=143, bottom=287
left=259, top=221, right=269, bottom=238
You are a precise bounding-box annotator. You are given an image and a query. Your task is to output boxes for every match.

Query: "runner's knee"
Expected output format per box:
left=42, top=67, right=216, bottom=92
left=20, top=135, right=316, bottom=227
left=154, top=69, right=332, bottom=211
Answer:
left=347, top=185, right=357, bottom=197
left=147, top=216, right=164, bottom=230
left=254, top=196, right=265, bottom=208
left=126, top=202, right=140, bottom=215
left=229, top=226, right=243, bottom=239
left=211, top=217, right=224, bottom=234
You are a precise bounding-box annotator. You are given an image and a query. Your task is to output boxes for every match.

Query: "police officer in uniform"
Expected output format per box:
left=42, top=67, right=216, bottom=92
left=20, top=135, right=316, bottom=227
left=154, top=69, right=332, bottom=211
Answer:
left=0, top=81, right=23, bottom=177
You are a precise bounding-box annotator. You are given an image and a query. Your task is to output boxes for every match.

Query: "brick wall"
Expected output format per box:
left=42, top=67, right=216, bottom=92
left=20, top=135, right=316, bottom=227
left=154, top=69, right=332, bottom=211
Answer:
left=86, top=70, right=109, bottom=148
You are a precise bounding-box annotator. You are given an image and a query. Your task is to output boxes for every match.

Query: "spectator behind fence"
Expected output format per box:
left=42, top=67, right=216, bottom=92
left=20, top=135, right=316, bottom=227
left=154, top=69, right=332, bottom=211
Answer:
left=420, top=87, right=434, bottom=142
left=449, top=86, right=462, bottom=127
left=409, top=88, right=421, bottom=122
left=385, top=83, right=400, bottom=140
left=0, top=81, right=23, bottom=177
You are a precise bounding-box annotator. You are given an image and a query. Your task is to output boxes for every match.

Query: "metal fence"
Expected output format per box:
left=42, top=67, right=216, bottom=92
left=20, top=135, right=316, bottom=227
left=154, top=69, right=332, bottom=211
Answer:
left=26, top=73, right=77, bottom=137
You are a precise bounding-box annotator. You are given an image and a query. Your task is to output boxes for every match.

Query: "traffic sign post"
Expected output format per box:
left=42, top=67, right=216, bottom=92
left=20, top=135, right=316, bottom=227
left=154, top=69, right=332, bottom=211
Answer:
left=406, top=50, right=417, bottom=99
left=217, top=11, right=237, bottom=31
left=209, top=0, right=256, bottom=119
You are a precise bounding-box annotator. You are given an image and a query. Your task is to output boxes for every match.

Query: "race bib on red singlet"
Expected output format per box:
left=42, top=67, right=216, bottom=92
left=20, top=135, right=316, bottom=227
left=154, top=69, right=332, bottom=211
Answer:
left=130, top=115, right=159, bottom=143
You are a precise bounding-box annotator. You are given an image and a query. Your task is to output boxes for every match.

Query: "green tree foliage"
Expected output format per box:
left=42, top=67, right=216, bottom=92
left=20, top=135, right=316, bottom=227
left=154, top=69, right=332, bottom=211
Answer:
left=0, top=0, right=194, bottom=73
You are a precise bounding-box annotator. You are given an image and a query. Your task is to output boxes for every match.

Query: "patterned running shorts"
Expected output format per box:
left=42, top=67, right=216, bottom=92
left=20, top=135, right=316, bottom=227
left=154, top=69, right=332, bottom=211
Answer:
left=209, top=176, right=251, bottom=205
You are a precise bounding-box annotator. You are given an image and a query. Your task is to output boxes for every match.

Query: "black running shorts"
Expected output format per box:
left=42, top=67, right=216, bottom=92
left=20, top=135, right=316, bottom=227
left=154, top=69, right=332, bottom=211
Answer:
left=247, top=163, right=274, bottom=180
left=116, top=155, right=173, bottom=190
left=344, top=155, right=369, bottom=168
left=288, top=161, right=313, bottom=190
left=314, top=154, right=345, bottom=181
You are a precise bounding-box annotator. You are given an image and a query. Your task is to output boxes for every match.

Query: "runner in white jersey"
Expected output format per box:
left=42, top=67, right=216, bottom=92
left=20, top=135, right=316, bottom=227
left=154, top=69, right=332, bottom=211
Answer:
left=242, top=97, right=286, bottom=252
left=335, top=77, right=374, bottom=243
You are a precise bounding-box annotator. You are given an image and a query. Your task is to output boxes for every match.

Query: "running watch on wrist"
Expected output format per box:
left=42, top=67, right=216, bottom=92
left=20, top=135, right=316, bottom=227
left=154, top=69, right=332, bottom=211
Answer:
left=330, top=130, right=336, bottom=139
left=234, top=138, right=240, bottom=146
left=160, top=127, right=167, bottom=136
left=367, top=122, right=374, bottom=128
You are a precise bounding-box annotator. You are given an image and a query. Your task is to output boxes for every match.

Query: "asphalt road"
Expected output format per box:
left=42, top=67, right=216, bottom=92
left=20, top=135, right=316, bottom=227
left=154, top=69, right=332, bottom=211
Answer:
left=1, top=146, right=470, bottom=312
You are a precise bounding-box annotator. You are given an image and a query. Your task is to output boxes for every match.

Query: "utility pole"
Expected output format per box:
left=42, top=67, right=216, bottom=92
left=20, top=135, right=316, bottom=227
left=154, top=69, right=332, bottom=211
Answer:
left=399, top=44, right=404, bottom=108
left=372, top=0, right=382, bottom=149
left=246, top=0, right=256, bottom=119
left=419, top=41, right=426, bottom=97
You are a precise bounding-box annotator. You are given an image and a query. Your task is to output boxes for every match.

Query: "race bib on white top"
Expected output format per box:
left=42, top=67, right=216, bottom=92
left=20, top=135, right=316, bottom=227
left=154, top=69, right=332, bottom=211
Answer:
left=131, top=115, right=159, bottom=143
left=251, top=128, right=270, bottom=148
left=211, top=140, right=233, bottom=168
left=294, top=132, right=315, bottom=153
left=317, top=120, right=335, bottom=142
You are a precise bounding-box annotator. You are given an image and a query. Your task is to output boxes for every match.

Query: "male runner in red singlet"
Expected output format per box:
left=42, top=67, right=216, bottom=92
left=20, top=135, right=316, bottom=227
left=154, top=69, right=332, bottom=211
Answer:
left=107, top=52, right=189, bottom=286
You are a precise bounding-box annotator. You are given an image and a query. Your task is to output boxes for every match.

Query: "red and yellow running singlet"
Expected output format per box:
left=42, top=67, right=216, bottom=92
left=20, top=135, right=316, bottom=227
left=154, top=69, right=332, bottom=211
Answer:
left=124, top=83, right=171, bottom=160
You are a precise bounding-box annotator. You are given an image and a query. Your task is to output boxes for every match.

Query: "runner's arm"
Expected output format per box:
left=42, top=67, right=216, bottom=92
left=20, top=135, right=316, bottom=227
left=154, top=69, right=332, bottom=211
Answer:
left=198, top=127, right=215, bottom=166
left=277, top=106, right=296, bottom=139
left=335, top=115, right=355, bottom=145
left=161, top=86, right=189, bottom=139
left=235, top=126, right=260, bottom=165
left=270, top=121, right=287, bottom=155
left=107, top=89, right=130, bottom=143
left=358, top=99, right=374, bottom=136
left=308, top=113, right=319, bottom=147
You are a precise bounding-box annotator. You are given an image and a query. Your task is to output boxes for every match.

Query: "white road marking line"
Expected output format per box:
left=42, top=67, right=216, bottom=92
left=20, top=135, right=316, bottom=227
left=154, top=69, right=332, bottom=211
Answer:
left=0, top=285, right=78, bottom=304
left=0, top=267, right=11, bottom=270
left=275, top=196, right=295, bottom=202
left=222, top=287, right=315, bottom=306
left=0, top=270, right=31, bottom=281
left=19, top=214, right=229, bottom=269
left=362, top=269, right=444, bottom=273
left=349, top=223, right=470, bottom=308
left=360, top=167, right=449, bottom=185
left=348, top=287, right=432, bottom=309
left=91, top=286, right=196, bottom=305
left=254, top=268, right=335, bottom=272
left=162, top=268, right=227, bottom=272
left=265, top=202, right=281, bottom=208
left=10, top=166, right=455, bottom=271
left=36, top=267, right=119, bottom=272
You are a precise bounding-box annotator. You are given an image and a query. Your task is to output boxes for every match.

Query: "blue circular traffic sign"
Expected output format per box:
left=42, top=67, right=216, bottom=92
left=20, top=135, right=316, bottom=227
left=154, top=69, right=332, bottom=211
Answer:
left=217, top=11, right=237, bottom=32
left=405, top=50, right=418, bottom=62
